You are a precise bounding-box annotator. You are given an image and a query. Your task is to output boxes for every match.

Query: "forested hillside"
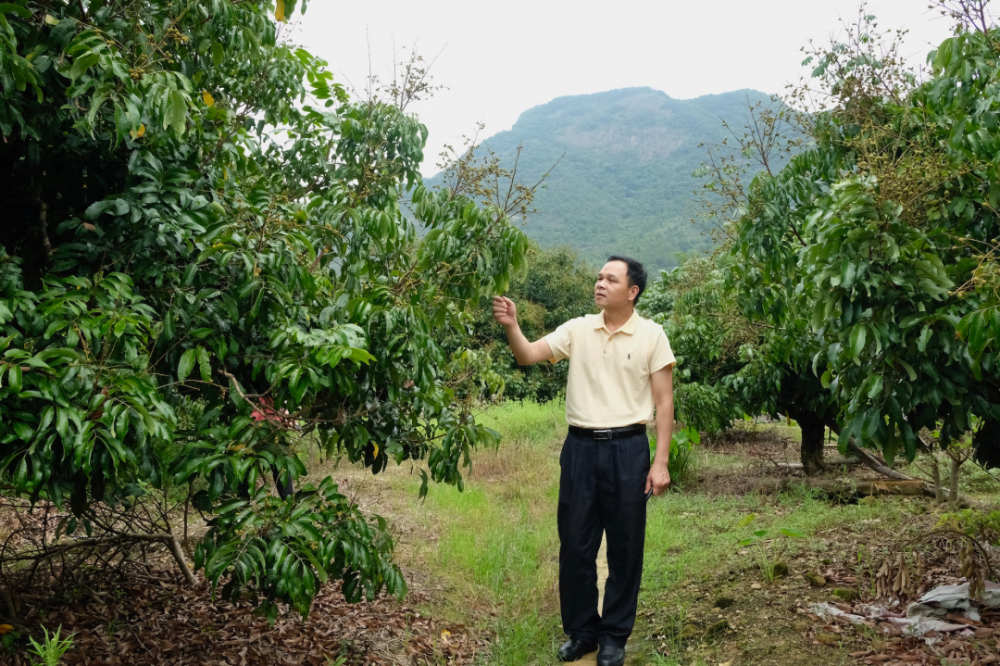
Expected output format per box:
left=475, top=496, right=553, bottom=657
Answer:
left=430, top=87, right=773, bottom=270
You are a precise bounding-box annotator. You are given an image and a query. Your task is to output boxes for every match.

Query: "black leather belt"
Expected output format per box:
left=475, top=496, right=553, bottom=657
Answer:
left=568, top=424, right=647, bottom=441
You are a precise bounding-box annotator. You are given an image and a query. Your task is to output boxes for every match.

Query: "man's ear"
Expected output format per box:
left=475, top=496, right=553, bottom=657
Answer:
left=628, top=285, right=640, bottom=302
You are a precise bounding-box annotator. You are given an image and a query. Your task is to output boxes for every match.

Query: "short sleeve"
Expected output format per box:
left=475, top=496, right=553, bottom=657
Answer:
left=543, top=318, right=580, bottom=362
left=648, top=326, right=676, bottom=374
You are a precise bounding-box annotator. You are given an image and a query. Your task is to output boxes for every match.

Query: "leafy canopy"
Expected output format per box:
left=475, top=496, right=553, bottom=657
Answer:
left=645, top=2, right=1000, bottom=476
left=724, top=2, right=1000, bottom=466
left=0, top=0, right=528, bottom=619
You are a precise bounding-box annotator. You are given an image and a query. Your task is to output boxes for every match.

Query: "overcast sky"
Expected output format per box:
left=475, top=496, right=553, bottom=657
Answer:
left=293, top=1, right=957, bottom=175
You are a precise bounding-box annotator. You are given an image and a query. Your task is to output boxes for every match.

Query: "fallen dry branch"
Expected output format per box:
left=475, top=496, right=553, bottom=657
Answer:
left=845, top=440, right=985, bottom=509
left=846, top=440, right=912, bottom=481
left=752, top=477, right=927, bottom=498
left=776, top=459, right=862, bottom=471
left=3, top=533, right=195, bottom=587
left=0, top=497, right=196, bottom=619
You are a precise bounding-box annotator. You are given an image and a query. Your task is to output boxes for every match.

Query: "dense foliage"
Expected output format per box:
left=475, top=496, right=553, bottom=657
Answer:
left=641, top=254, right=837, bottom=473
left=744, top=8, right=1000, bottom=467
left=661, top=3, right=1000, bottom=472
left=641, top=257, right=760, bottom=434
left=0, top=0, right=528, bottom=618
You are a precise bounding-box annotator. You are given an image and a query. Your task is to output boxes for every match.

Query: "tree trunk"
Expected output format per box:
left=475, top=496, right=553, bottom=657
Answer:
left=183, top=478, right=194, bottom=548
left=167, top=535, right=198, bottom=586
left=950, top=455, right=961, bottom=512
left=799, top=412, right=827, bottom=476
left=931, top=456, right=944, bottom=505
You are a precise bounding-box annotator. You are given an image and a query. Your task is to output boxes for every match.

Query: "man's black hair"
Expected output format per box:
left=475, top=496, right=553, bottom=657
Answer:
left=606, top=255, right=647, bottom=305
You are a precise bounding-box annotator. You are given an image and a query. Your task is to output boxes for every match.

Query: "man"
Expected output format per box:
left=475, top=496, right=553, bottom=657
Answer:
left=492, top=255, right=675, bottom=666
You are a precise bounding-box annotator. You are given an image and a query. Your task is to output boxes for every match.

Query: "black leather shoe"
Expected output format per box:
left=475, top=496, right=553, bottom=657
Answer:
left=597, top=645, right=626, bottom=666
left=557, top=638, right=597, bottom=662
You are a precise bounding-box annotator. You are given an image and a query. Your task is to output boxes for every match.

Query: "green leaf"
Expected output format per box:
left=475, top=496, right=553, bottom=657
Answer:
left=197, top=346, right=211, bottom=383
left=178, top=349, right=196, bottom=382
left=840, top=261, right=858, bottom=290
left=8, top=364, right=22, bottom=394
left=848, top=324, right=866, bottom=361
left=183, top=264, right=198, bottom=286
left=0, top=3, right=32, bottom=18
left=820, top=369, right=832, bottom=389
left=883, top=438, right=898, bottom=467
left=917, top=326, right=932, bottom=353
left=968, top=311, right=989, bottom=358
left=84, top=200, right=117, bottom=220
left=69, top=52, right=100, bottom=81
left=165, top=89, right=188, bottom=137
left=867, top=375, right=883, bottom=400
left=896, top=358, right=917, bottom=382
left=861, top=408, right=881, bottom=441
left=301, top=547, right=328, bottom=584
left=14, top=457, right=28, bottom=489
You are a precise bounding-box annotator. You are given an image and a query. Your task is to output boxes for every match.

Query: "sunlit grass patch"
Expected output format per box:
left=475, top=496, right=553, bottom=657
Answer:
left=426, top=485, right=557, bottom=606
left=475, top=399, right=566, bottom=446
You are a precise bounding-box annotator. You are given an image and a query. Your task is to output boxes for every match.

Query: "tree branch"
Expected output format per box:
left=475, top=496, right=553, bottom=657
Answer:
left=36, top=193, right=53, bottom=259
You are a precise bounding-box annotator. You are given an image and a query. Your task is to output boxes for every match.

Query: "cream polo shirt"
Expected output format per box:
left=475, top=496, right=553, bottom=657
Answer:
left=544, top=309, right=676, bottom=428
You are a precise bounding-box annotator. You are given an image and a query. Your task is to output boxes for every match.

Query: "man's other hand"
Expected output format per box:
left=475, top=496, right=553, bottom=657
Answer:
left=645, top=462, right=671, bottom=496
left=492, top=296, right=518, bottom=327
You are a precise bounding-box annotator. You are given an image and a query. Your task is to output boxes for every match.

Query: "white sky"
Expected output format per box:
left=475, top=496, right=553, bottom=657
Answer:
left=293, top=0, right=957, bottom=175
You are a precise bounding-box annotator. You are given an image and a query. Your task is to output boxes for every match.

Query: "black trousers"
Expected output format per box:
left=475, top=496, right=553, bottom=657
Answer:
left=558, top=430, right=649, bottom=649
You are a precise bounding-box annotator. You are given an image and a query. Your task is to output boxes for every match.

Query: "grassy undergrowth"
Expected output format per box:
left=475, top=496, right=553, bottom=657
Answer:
left=396, top=400, right=567, bottom=663
left=377, top=402, right=999, bottom=665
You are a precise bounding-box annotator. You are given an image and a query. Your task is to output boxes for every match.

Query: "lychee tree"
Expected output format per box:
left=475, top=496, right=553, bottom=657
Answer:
left=0, top=0, right=528, bottom=619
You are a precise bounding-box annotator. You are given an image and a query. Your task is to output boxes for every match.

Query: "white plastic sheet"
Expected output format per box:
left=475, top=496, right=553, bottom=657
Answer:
left=810, top=580, right=1000, bottom=643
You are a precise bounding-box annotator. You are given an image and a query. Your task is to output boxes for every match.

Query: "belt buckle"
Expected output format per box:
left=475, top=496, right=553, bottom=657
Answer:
left=593, top=429, right=612, bottom=441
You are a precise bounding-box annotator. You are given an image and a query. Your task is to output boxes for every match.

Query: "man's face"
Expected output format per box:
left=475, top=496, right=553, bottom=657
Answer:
left=595, top=261, right=636, bottom=309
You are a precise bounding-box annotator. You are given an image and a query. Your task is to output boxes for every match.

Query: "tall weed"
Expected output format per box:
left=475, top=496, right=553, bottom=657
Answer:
left=27, top=626, right=73, bottom=666
left=650, top=426, right=699, bottom=488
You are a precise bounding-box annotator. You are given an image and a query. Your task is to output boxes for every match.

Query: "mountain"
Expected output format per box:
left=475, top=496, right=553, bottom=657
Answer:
left=429, top=87, right=774, bottom=271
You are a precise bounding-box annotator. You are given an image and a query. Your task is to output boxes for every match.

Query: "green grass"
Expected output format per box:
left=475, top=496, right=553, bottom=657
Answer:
left=642, top=486, right=912, bottom=588
left=383, top=402, right=981, bottom=665
left=389, top=400, right=567, bottom=664
left=475, top=399, right=567, bottom=446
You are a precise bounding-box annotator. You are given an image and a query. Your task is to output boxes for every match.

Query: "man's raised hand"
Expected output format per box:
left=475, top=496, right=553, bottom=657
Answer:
left=492, top=296, right=552, bottom=365
left=492, top=296, right=517, bottom=327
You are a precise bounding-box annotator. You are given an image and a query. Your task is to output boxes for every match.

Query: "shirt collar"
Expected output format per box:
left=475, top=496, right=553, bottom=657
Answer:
left=595, top=309, right=641, bottom=334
